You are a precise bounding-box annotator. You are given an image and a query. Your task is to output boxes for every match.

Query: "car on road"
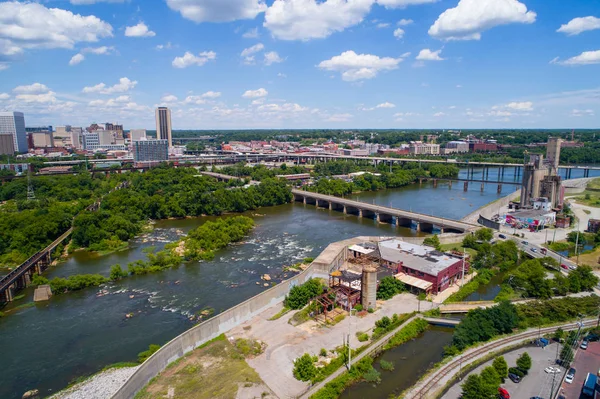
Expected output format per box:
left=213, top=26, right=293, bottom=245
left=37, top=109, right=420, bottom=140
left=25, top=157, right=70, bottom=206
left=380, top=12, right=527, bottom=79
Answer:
left=530, top=397, right=544, bottom=399
left=545, top=366, right=561, bottom=374
left=580, top=340, right=588, bottom=350
left=508, top=373, right=521, bottom=383
left=561, top=264, right=569, bottom=270
left=569, top=264, right=577, bottom=270
left=498, top=387, right=510, bottom=399
left=499, top=234, right=506, bottom=239
left=565, top=367, right=576, bottom=384
left=521, top=240, right=529, bottom=245
left=531, top=247, right=537, bottom=252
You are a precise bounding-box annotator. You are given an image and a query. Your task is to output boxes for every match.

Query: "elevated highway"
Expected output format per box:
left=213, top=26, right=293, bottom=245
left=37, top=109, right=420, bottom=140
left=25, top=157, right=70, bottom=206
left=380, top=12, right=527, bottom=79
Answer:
left=292, top=189, right=479, bottom=233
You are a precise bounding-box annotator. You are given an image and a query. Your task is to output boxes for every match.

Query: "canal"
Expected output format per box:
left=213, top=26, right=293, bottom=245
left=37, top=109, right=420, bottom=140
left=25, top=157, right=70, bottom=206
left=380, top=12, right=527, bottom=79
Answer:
left=0, top=167, right=597, bottom=399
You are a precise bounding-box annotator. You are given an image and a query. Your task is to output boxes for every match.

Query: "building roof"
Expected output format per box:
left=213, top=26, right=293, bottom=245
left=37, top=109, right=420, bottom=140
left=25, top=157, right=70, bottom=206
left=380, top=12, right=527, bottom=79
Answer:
left=508, top=209, right=555, bottom=219
left=378, top=239, right=460, bottom=276
left=394, top=273, right=433, bottom=290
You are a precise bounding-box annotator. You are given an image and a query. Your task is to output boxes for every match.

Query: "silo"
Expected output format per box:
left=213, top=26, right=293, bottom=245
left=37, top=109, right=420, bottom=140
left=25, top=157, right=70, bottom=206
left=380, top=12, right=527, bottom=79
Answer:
left=361, top=266, right=378, bottom=310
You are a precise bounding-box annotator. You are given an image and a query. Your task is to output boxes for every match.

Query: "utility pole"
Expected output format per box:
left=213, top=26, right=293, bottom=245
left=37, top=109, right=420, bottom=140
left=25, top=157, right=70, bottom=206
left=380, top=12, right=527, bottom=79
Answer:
left=575, top=220, right=581, bottom=265
left=461, top=247, right=466, bottom=287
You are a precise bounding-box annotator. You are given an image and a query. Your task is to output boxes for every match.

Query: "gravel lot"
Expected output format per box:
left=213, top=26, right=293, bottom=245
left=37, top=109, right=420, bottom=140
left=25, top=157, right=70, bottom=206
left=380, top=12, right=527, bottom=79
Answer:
left=48, top=366, right=139, bottom=399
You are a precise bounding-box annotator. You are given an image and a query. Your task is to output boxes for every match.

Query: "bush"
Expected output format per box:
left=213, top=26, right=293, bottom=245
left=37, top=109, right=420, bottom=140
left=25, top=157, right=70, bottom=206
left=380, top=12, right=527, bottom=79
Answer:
left=516, top=352, right=532, bottom=373
left=423, top=234, right=441, bottom=250
left=137, top=344, right=160, bottom=363
left=356, top=332, right=369, bottom=342
left=492, top=356, right=508, bottom=380
left=109, top=264, right=128, bottom=280
left=379, top=360, right=394, bottom=371
left=383, top=318, right=429, bottom=350
left=353, top=304, right=363, bottom=312
left=362, top=367, right=381, bottom=384
left=294, top=353, right=317, bottom=381
left=285, top=279, right=323, bottom=309
left=508, top=367, right=524, bottom=378
left=320, top=348, right=328, bottom=357
left=376, top=276, right=405, bottom=300
left=367, top=307, right=374, bottom=313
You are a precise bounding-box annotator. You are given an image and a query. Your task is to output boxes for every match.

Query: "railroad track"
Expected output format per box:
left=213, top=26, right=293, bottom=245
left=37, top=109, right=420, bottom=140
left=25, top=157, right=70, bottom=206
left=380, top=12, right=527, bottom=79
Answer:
left=408, top=319, right=597, bottom=399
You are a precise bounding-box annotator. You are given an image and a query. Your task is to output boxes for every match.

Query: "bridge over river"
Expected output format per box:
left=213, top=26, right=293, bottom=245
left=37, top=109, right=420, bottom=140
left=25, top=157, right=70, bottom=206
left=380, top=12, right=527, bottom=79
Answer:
left=292, top=189, right=479, bottom=233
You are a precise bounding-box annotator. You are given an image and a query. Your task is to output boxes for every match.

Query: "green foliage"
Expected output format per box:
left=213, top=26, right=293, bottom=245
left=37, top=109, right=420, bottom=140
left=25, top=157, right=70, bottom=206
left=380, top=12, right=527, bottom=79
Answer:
left=293, top=353, right=317, bottom=381
left=48, top=274, right=108, bottom=294
left=372, top=313, right=414, bottom=341
left=309, top=357, right=374, bottom=399
left=554, top=327, right=565, bottom=341
left=383, top=318, right=429, bottom=350
left=508, top=367, right=525, bottom=378
left=516, top=352, right=532, bottom=372
left=362, top=367, right=381, bottom=384
left=284, top=279, right=323, bottom=309
left=31, top=274, right=49, bottom=286
left=516, top=295, right=600, bottom=328
left=320, top=348, right=328, bottom=357
left=376, top=276, right=405, bottom=300
left=474, top=228, right=494, bottom=242
left=379, top=360, right=394, bottom=371
left=471, top=240, right=519, bottom=270
left=423, top=234, right=441, bottom=250
left=183, top=216, right=254, bottom=260
left=109, top=264, right=128, bottom=281
left=460, top=373, right=497, bottom=399
left=445, top=268, right=497, bottom=303
left=353, top=304, right=363, bottom=312
left=137, top=344, right=161, bottom=363
left=356, top=332, right=369, bottom=342
left=480, top=365, right=501, bottom=387
left=233, top=339, right=263, bottom=357
left=492, top=356, right=508, bottom=380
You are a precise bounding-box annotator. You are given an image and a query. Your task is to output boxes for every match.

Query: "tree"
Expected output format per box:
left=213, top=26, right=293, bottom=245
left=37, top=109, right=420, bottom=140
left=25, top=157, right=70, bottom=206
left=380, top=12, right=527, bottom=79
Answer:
left=516, top=352, right=532, bottom=373
left=554, top=328, right=565, bottom=341
left=109, top=264, right=128, bottom=281
left=480, top=366, right=501, bottom=389
left=492, top=357, right=508, bottom=381
left=423, top=234, right=441, bottom=250
left=376, top=276, right=405, bottom=300
left=461, top=372, right=497, bottom=399
left=293, top=353, right=317, bottom=381
left=475, top=228, right=494, bottom=242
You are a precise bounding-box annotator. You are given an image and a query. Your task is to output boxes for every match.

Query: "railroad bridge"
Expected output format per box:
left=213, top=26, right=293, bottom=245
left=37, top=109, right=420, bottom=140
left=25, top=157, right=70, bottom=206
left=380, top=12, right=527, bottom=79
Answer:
left=291, top=189, right=478, bottom=233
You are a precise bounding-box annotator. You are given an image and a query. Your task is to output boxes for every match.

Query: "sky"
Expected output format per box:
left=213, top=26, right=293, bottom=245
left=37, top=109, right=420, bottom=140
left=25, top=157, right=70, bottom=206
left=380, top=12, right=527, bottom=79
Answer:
left=0, top=0, right=599, bottom=130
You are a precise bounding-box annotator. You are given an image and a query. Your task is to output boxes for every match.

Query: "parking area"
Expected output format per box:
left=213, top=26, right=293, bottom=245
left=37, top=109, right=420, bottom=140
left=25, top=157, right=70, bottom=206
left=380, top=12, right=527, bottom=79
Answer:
left=443, top=343, right=566, bottom=399
left=557, top=341, right=600, bottom=399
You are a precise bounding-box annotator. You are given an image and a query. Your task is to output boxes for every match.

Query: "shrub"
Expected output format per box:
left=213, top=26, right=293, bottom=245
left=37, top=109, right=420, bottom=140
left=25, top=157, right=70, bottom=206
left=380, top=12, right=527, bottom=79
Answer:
left=362, top=367, right=381, bottom=384
left=376, top=276, right=405, bottom=300
left=492, top=356, right=508, bottom=380
left=320, top=348, right=328, bottom=357
left=285, top=279, right=323, bottom=309
left=137, top=344, right=160, bottom=363
left=423, top=234, right=441, bottom=250
left=508, top=367, right=524, bottom=378
left=516, top=352, right=532, bottom=373
left=367, top=307, right=375, bottom=313
left=356, top=332, right=369, bottom=342
left=109, top=264, right=128, bottom=280
left=293, top=353, right=317, bottom=381
left=353, top=304, right=363, bottom=312
left=379, top=360, right=394, bottom=371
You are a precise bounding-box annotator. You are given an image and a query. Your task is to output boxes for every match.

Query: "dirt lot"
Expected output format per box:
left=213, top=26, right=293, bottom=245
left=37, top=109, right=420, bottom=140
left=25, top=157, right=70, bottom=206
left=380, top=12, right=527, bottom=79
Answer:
left=135, top=336, right=275, bottom=399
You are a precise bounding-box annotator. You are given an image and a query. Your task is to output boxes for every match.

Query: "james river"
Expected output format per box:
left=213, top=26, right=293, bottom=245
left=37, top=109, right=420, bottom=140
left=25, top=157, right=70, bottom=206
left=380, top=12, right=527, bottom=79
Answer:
left=0, top=167, right=596, bottom=399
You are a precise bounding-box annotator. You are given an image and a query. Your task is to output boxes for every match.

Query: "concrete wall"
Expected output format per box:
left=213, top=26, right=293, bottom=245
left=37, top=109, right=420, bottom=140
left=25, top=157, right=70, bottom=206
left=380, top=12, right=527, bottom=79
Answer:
left=112, top=262, right=333, bottom=399
left=478, top=215, right=501, bottom=230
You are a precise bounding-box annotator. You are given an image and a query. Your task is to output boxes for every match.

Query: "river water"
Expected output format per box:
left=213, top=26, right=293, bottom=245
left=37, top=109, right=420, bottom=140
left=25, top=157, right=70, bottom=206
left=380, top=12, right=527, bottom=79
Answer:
left=1, top=166, right=598, bottom=399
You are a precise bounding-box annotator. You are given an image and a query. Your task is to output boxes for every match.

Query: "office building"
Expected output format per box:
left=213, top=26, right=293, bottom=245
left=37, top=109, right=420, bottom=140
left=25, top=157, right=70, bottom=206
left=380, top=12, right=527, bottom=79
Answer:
left=82, top=132, right=100, bottom=150
left=70, top=127, right=83, bottom=149
left=409, top=141, right=440, bottom=155
left=31, top=132, right=54, bottom=148
left=155, top=107, right=172, bottom=147
left=0, top=112, right=27, bottom=153
left=0, top=134, right=14, bottom=155
left=445, top=141, right=469, bottom=153
left=130, top=129, right=147, bottom=142
left=98, top=130, right=114, bottom=146
left=133, top=139, right=169, bottom=162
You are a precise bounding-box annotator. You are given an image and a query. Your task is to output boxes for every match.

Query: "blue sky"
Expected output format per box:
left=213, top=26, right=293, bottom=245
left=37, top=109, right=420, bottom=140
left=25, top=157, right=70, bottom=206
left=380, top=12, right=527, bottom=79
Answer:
left=0, top=0, right=599, bottom=130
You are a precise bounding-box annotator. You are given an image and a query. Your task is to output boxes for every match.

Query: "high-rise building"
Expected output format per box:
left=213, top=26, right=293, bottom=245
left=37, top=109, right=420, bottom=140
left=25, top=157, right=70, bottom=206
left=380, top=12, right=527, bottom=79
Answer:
left=133, top=139, right=169, bottom=162
left=130, top=129, right=147, bottom=142
left=155, top=107, right=172, bottom=147
left=0, top=112, right=27, bottom=153
left=0, top=134, right=14, bottom=155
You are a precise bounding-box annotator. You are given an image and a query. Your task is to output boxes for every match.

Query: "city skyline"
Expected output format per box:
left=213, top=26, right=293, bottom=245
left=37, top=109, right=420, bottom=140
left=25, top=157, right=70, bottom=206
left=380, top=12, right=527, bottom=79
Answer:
left=0, top=0, right=598, bottom=129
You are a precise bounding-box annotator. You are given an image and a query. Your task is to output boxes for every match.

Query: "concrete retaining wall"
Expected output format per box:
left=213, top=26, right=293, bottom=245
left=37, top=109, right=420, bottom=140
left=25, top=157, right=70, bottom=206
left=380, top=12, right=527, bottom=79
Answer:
left=478, top=215, right=501, bottom=230
left=112, top=263, right=331, bottom=399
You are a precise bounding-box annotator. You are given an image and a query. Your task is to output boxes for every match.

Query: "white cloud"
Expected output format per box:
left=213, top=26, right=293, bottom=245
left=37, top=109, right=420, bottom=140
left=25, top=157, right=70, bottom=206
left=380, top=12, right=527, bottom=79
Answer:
left=264, top=51, right=284, bottom=65
left=326, top=113, right=353, bottom=122
left=70, top=0, right=126, bottom=4
left=82, top=77, right=137, bottom=94
left=202, top=91, right=221, bottom=98
left=184, top=96, right=206, bottom=105
left=428, top=0, right=536, bottom=41
left=376, top=23, right=390, bottom=28
left=242, top=28, right=259, bottom=38
left=166, top=0, right=267, bottom=23
left=243, top=88, right=268, bottom=98
left=433, top=112, right=446, bottom=117
left=16, top=92, right=57, bottom=103
left=376, top=102, right=395, bottom=108
left=318, top=50, right=403, bottom=81
left=552, top=50, right=600, bottom=66
left=264, top=0, right=373, bottom=41
left=172, top=51, right=216, bottom=68
left=0, top=93, right=9, bottom=100
left=241, top=43, right=264, bottom=57
left=397, top=18, right=413, bottom=26
left=125, top=22, right=156, bottom=37
left=489, top=110, right=511, bottom=117
left=506, top=101, right=533, bottom=111
left=571, top=109, right=594, bottom=117
left=277, top=72, right=287, bottom=78
left=376, top=0, right=437, bottom=8
left=13, top=83, right=50, bottom=94
left=161, top=94, right=178, bottom=102
left=557, top=16, right=600, bottom=36
left=0, top=2, right=113, bottom=57
left=69, top=53, right=85, bottom=66
left=393, top=28, right=405, bottom=38
left=83, top=46, right=115, bottom=55
left=156, top=42, right=173, bottom=50
left=416, top=48, right=444, bottom=61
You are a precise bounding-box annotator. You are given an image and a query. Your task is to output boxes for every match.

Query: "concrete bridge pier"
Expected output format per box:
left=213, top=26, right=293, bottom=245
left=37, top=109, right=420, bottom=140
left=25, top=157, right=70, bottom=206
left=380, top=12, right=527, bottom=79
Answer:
left=584, top=169, right=590, bottom=178
left=448, top=180, right=452, bottom=189
left=463, top=181, right=469, bottom=191
left=377, top=213, right=394, bottom=224
left=433, top=179, right=438, bottom=188
left=480, top=183, right=485, bottom=192
left=396, top=217, right=412, bottom=228
left=361, top=209, right=376, bottom=220
left=419, top=222, right=434, bottom=233
left=497, top=184, right=502, bottom=193
left=316, top=199, right=329, bottom=209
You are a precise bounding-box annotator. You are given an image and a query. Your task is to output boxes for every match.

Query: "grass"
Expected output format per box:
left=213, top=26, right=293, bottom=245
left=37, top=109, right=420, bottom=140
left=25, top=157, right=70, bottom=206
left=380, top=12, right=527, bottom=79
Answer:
left=268, top=306, right=291, bottom=321
left=439, top=243, right=478, bottom=259
left=570, top=246, right=600, bottom=268
left=135, top=334, right=266, bottom=399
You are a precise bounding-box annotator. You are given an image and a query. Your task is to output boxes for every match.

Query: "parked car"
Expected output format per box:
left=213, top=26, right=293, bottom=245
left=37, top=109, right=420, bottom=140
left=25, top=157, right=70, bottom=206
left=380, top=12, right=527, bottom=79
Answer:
left=508, top=373, right=521, bottom=383
left=545, top=366, right=561, bottom=374
left=581, top=340, right=588, bottom=350
left=521, top=240, right=529, bottom=245
left=499, top=234, right=507, bottom=239
left=531, top=247, right=537, bottom=252
left=498, top=387, right=510, bottom=399
left=565, top=367, right=576, bottom=384
left=561, top=264, right=569, bottom=270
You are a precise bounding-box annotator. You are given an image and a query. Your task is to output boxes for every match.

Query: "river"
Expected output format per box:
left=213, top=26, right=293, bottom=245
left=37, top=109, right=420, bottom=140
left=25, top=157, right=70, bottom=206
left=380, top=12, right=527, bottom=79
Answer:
left=1, top=166, right=598, bottom=399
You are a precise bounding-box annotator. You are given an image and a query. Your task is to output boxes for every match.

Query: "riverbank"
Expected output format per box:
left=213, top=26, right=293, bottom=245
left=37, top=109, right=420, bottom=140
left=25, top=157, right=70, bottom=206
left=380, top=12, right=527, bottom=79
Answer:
left=461, top=188, right=521, bottom=224
left=48, top=365, right=140, bottom=399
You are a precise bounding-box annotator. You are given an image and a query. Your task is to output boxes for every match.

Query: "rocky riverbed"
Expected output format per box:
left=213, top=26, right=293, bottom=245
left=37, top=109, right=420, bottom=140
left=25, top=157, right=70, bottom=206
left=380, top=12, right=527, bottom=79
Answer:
left=48, top=366, right=139, bottom=399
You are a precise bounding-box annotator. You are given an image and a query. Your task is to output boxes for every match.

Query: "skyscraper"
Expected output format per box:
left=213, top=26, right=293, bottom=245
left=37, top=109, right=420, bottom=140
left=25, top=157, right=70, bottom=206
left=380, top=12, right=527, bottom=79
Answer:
left=0, top=112, right=27, bottom=153
left=155, top=107, right=172, bottom=147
